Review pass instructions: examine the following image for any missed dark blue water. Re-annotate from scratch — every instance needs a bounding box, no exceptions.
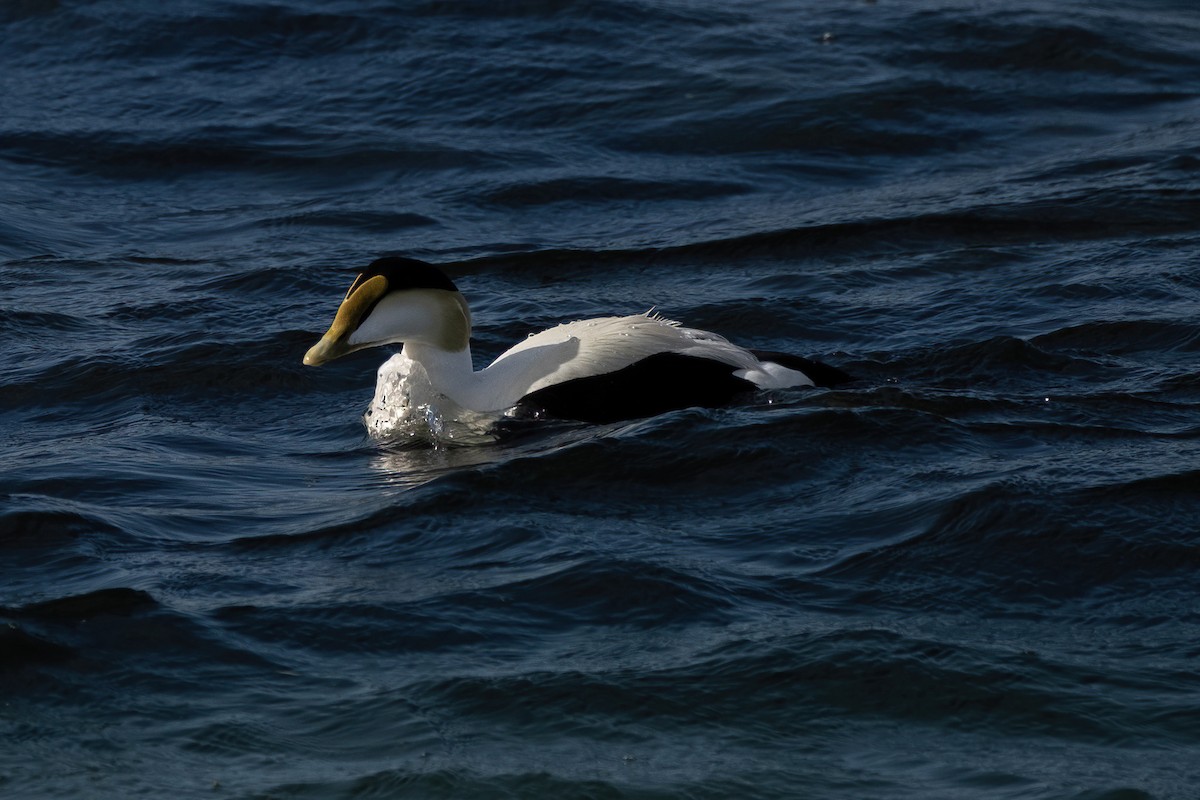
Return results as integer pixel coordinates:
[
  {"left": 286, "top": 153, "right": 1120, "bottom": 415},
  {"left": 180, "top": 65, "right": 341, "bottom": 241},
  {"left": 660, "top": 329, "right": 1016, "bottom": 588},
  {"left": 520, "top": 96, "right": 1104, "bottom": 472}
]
[{"left": 3, "top": 1, "right": 1200, "bottom": 797}]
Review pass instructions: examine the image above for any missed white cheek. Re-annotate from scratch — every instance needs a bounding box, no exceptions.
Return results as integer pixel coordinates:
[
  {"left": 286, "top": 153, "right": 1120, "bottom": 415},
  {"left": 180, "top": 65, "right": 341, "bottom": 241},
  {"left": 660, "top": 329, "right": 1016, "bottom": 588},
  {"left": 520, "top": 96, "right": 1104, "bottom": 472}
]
[
  {"left": 347, "top": 310, "right": 393, "bottom": 346},
  {"left": 347, "top": 292, "right": 438, "bottom": 347}
]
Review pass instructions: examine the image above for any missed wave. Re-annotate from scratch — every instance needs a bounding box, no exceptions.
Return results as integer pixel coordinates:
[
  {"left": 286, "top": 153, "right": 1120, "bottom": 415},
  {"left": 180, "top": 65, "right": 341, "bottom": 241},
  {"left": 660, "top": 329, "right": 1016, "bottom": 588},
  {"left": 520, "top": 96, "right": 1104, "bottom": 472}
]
[
  {"left": 12, "top": 586, "right": 156, "bottom": 620},
  {"left": 256, "top": 769, "right": 645, "bottom": 800},
  {"left": 0, "top": 331, "right": 321, "bottom": 410},
  {"left": 0, "top": 129, "right": 502, "bottom": 181},
  {"left": 1032, "top": 320, "right": 1200, "bottom": 355},
  {"left": 214, "top": 554, "right": 729, "bottom": 652},
  {"left": 0, "top": 587, "right": 156, "bottom": 673},
  {"left": 819, "top": 469, "right": 1200, "bottom": 612},
  {"left": 1, "top": 507, "right": 122, "bottom": 543},
  {"left": 893, "top": 11, "right": 1200, "bottom": 78},
  {"left": 444, "top": 195, "right": 1200, "bottom": 277},
  {"left": 479, "top": 176, "right": 751, "bottom": 208},
  {"left": 408, "top": 625, "right": 1187, "bottom": 746},
  {"left": 0, "top": 585, "right": 291, "bottom": 691}
]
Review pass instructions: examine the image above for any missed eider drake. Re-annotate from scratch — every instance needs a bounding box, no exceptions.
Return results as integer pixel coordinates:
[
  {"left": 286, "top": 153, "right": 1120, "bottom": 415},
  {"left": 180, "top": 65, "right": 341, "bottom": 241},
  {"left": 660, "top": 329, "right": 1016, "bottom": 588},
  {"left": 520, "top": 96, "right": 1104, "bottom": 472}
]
[{"left": 304, "top": 256, "right": 851, "bottom": 426}]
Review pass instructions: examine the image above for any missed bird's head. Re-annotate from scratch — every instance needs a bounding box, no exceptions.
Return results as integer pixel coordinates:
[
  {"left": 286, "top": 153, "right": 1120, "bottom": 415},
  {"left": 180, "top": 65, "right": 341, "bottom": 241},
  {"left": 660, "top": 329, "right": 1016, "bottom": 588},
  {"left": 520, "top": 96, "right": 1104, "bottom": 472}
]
[{"left": 303, "top": 257, "right": 471, "bottom": 366}]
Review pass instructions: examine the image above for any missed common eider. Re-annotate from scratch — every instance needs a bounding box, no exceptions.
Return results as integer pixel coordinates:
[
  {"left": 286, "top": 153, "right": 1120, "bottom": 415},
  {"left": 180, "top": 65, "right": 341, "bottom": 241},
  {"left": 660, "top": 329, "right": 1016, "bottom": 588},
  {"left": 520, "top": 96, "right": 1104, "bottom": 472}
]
[{"left": 303, "top": 256, "right": 851, "bottom": 425}]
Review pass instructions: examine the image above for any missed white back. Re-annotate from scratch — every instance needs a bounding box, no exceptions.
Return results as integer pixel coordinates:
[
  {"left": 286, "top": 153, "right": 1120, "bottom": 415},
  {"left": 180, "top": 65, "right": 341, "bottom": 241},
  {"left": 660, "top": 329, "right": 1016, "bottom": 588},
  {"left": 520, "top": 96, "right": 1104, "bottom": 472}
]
[{"left": 487, "top": 314, "right": 761, "bottom": 395}]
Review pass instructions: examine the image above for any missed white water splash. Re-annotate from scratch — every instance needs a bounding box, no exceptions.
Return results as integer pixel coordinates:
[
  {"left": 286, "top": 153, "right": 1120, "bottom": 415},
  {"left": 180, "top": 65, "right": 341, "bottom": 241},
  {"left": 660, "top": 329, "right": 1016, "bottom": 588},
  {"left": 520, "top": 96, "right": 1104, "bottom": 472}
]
[{"left": 363, "top": 351, "right": 498, "bottom": 446}]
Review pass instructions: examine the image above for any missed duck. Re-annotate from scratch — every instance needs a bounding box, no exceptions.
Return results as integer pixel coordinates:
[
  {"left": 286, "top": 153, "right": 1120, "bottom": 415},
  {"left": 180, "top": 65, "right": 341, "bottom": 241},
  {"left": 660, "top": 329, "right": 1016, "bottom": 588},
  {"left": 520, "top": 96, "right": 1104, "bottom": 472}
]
[{"left": 303, "top": 256, "right": 851, "bottom": 425}]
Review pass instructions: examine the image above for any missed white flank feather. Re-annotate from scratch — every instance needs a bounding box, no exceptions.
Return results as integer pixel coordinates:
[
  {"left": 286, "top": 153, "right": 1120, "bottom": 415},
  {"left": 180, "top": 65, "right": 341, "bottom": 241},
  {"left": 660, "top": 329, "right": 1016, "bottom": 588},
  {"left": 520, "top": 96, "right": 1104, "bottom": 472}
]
[{"left": 490, "top": 313, "right": 761, "bottom": 395}]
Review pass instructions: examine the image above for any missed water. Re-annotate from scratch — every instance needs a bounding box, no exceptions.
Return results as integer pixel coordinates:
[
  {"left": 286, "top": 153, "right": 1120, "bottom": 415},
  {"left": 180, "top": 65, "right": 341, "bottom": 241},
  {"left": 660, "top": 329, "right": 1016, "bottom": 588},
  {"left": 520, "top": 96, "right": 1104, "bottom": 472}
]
[{"left": 3, "top": 1, "right": 1200, "bottom": 798}]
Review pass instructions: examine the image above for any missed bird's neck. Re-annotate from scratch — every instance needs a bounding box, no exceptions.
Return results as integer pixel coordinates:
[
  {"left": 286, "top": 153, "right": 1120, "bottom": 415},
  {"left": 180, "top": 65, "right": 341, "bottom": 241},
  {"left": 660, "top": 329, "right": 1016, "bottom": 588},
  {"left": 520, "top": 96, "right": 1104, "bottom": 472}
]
[
  {"left": 404, "top": 335, "right": 582, "bottom": 413},
  {"left": 401, "top": 342, "right": 518, "bottom": 412}
]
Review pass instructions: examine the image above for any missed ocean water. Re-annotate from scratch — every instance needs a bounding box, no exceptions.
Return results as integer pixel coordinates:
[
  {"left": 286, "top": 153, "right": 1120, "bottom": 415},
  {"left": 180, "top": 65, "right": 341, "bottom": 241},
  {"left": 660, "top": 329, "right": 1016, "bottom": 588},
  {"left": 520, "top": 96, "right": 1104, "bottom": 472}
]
[{"left": 3, "top": 1, "right": 1200, "bottom": 798}]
